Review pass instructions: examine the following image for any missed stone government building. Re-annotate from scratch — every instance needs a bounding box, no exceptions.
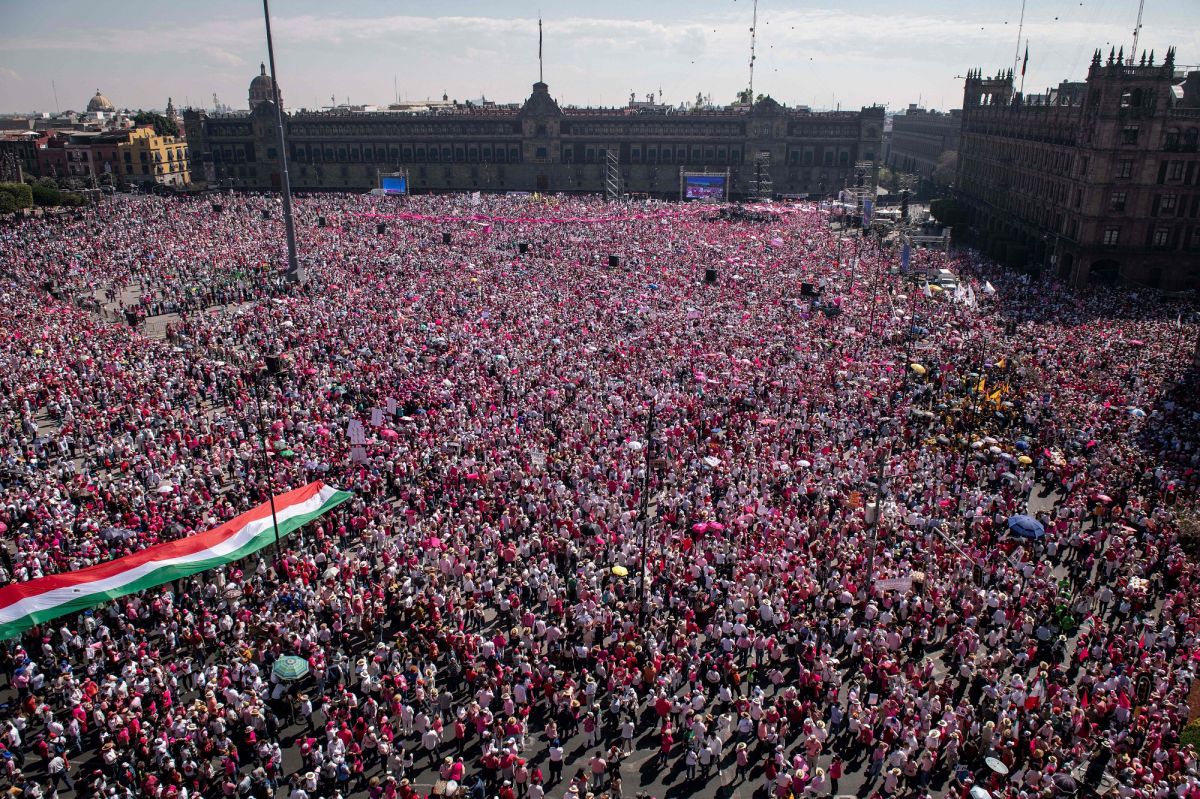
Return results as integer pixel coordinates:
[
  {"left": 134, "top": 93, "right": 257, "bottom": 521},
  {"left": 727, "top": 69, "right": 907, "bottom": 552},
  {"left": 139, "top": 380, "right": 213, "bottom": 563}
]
[
  {"left": 955, "top": 47, "right": 1200, "bottom": 290},
  {"left": 185, "top": 74, "right": 884, "bottom": 199}
]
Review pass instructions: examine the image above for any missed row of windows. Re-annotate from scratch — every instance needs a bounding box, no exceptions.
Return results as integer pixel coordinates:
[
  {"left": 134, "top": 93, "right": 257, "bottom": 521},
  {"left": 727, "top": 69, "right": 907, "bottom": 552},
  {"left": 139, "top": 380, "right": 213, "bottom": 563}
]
[
  {"left": 1108, "top": 191, "right": 1200, "bottom": 216},
  {"left": 565, "top": 122, "right": 745, "bottom": 137},
  {"left": 290, "top": 122, "right": 520, "bottom": 137},
  {"left": 119, "top": 163, "right": 186, "bottom": 176},
  {"left": 1101, "top": 225, "right": 1200, "bottom": 249},
  {"left": 292, "top": 143, "right": 523, "bottom": 164}
]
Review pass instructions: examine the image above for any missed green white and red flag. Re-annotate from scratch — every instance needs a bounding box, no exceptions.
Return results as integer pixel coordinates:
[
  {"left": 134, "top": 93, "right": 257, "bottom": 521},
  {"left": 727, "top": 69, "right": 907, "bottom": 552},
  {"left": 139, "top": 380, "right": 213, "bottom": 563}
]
[{"left": 0, "top": 481, "right": 350, "bottom": 640}]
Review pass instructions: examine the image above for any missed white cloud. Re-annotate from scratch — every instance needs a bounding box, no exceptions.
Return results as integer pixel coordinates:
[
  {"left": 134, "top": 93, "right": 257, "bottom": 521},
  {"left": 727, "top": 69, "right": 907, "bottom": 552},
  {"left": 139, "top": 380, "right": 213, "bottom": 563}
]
[
  {"left": 2, "top": 3, "right": 1198, "bottom": 112},
  {"left": 207, "top": 48, "right": 246, "bottom": 68}
]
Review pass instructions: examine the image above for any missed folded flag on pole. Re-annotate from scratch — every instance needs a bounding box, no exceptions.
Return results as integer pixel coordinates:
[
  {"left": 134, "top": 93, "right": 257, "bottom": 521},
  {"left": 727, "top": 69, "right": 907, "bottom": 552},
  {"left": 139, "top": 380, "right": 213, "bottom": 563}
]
[{"left": 0, "top": 481, "right": 351, "bottom": 640}]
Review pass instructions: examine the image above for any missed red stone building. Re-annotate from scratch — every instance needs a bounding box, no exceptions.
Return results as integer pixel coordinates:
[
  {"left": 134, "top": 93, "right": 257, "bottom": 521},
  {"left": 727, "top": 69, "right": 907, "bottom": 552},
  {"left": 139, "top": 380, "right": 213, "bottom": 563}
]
[{"left": 956, "top": 47, "right": 1200, "bottom": 289}]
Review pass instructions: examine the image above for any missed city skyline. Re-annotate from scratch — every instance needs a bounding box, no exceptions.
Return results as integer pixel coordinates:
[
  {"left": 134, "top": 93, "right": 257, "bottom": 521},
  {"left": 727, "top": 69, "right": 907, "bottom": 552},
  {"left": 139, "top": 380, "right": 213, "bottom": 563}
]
[{"left": 2, "top": 0, "right": 1199, "bottom": 116}]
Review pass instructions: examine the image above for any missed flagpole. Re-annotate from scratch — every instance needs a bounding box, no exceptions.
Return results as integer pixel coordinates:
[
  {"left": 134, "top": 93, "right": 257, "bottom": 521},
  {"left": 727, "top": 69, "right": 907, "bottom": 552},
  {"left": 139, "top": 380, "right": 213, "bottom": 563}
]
[
  {"left": 262, "top": 0, "right": 301, "bottom": 284},
  {"left": 1012, "top": 0, "right": 1027, "bottom": 79}
]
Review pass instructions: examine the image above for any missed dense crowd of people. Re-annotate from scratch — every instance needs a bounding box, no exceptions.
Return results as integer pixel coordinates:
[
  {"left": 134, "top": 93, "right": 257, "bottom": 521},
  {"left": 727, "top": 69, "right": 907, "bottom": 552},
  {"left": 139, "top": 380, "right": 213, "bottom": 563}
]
[{"left": 0, "top": 191, "right": 1198, "bottom": 799}]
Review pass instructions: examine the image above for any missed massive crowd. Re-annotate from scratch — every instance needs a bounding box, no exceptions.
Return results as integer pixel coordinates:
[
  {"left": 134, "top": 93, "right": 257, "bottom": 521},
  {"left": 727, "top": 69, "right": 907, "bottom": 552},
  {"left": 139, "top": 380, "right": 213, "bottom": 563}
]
[{"left": 0, "top": 192, "right": 1198, "bottom": 799}]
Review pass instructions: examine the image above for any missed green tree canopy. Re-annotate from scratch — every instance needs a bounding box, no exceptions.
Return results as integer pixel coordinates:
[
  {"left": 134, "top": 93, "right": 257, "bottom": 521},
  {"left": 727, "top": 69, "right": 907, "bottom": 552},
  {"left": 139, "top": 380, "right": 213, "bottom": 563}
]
[
  {"left": 931, "top": 150, "right": 958, "bottom": 188},
  {"left": 133, "top": 111, "right": 180, "bottom": 138},
  {"left": 0, "top": 182, "right": 33, "bottom": 210}
]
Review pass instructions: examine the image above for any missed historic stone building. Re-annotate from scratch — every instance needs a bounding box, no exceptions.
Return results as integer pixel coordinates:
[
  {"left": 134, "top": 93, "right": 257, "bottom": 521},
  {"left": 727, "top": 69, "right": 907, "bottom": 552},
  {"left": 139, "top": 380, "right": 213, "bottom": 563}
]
[
  {"left": 955, "top": 47, "right": 1200, "bottom": 289},
  {"left": 185, "top": 76, "right": 884, "bottom": 199},
  {"left": 888, "top": 105, "right": 961, "bottom": 181}
]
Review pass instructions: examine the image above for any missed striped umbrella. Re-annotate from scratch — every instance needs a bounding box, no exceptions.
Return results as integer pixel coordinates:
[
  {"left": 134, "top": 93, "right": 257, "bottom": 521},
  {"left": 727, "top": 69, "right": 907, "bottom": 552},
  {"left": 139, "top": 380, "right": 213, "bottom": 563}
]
[{"left": 272, "top": 655, "right": 309, "bottom": 682}]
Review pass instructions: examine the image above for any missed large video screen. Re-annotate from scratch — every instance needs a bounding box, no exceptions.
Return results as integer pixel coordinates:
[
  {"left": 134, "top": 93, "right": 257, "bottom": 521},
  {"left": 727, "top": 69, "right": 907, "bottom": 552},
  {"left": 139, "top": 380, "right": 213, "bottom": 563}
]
[
  {"left": 381, "top": 176, "right": 407, "bottom": 195},
  {"left": 684, "top": 174, "right": 726, "bottom": 200}
]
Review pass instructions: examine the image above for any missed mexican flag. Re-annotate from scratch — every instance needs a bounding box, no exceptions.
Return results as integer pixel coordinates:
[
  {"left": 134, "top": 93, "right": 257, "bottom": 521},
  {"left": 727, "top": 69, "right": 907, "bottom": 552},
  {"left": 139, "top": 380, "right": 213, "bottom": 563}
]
[{"left": 0, "top": 481, "right": 350, "bottom": 640}]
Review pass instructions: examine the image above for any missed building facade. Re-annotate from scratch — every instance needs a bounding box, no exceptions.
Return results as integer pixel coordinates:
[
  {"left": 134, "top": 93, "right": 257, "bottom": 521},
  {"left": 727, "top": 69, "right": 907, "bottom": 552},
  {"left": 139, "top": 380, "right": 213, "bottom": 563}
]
[
  {"left": 888, "top": 106, "right": 961, "bottom": 180},
  {"left": 28, "top": 128, "right": 189, "bottom": 187},
  {"left": 118, "top": 127, "right": 190, "bottom": 186},
  {"left": 185, "top": 79, "right": 884, "bottom": 199},
  {"left": 956, "top": 48, "right": 1200, "bottom": 289},
  {"left": 0, "top": 132, "right": 45, "bottom": 181}
]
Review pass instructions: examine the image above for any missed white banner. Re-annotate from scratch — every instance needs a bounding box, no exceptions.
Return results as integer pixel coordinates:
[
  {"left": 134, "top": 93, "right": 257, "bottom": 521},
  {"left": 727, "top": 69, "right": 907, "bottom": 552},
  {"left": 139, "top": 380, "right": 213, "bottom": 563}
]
[{"left": 874, "top": 576, "right": 913, "bottom": 593}]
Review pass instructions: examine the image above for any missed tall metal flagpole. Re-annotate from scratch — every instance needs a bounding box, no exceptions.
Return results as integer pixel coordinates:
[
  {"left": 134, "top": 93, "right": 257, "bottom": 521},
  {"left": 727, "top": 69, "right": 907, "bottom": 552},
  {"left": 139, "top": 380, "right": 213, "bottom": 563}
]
[
  {"left": 1131, "top": 0, "right": 1146, "bottom": 62},
  {"left": 1011, "top": 0, "right": 1027, "bottom": 79},
  {"left": 262, "top": 0, "right": 301, "bottom": 283},
  {"left": 748, "top": 0, "right": 758, "bottom": 99}
]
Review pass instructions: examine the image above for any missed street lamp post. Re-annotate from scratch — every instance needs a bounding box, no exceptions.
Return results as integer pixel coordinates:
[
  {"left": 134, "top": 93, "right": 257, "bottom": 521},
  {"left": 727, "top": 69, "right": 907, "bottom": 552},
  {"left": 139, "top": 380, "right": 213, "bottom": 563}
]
[
  {"left": 862, "top": 444, "right": 888, "bottom": 599},
  {"left": 247, "top": 362, "right": 285, "bottom": 563},
  {"left": 637, "top": 404, "right": 656, "bottom": 625}
]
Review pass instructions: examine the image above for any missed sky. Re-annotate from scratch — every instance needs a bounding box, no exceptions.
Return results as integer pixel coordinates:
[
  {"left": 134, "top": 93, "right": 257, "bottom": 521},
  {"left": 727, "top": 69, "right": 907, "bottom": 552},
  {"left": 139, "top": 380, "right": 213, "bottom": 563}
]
[{"left": 1, "top": 0, "right": 1198, "bottom": 115}]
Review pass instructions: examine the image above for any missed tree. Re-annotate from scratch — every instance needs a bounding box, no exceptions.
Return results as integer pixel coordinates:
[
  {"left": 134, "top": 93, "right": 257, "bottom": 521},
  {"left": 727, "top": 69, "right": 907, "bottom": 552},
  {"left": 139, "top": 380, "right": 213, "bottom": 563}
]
[
  {"left": 931, "top": 150, "right": 958, "bottom": 189},
  {"left": 0, "top": 192, "right": 18, "bottom": 215},
  {"left": 133, "top": 111, "right": 180, "bottom": 138},
  {"left": 929, "top": 197, "right": 968, "bottom": 228},
  {"left": 736, "top": 88, "right": 753, "bottom": 104},
  {"left": 0, "top": 181, "right": 33, "bottom": 210},
  {"left": 30, "top": 182, "right": 61, "bottom": 207}
]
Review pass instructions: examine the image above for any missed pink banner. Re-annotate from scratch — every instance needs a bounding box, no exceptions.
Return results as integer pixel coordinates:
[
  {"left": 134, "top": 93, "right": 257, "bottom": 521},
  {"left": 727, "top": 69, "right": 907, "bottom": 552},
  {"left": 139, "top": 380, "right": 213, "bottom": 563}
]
[{"left": 348, "top": 205, "right": 762, "bottom": 226}]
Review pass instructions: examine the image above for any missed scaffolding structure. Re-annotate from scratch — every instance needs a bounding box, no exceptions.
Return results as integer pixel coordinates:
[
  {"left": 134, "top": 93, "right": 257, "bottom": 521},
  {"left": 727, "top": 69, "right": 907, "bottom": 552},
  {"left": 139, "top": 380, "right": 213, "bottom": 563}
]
[
  {"left": 605, "top": 149, "right": 621, "bottom": 202},
  {"left": 752, "top": 150, "right": 773, "bottom": 199},
  {"left": 844, "top": 159, "right": 877, "bottom": 224}
]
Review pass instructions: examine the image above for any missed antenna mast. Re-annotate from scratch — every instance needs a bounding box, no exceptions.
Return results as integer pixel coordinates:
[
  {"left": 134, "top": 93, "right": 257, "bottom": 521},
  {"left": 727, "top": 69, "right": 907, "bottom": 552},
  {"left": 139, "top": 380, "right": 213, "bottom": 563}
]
[
  {"left": 748, "top": 0, "right": 758, "bottom": 99},
  {"left": 1012, "top": 0, "right": 1027, "bottom": 79},
  {"left": 538, "top": 16, "right": 544, "bottom": 83},
  {"left": 1131, "top": 0, "right": 1146, "bottom": 62}
]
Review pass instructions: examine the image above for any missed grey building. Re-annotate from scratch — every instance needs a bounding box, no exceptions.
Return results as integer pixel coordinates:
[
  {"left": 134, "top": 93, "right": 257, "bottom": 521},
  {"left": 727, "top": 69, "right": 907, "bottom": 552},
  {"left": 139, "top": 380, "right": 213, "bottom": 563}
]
[
  {"left": 185, "top": 73, "right": 884, "bottom": 200},
  {"left": 888, "top": 106, "right": 961, "bottom": 181},
  {"left": 955, "top": 47, "right": 1200, "bottom": 289}
]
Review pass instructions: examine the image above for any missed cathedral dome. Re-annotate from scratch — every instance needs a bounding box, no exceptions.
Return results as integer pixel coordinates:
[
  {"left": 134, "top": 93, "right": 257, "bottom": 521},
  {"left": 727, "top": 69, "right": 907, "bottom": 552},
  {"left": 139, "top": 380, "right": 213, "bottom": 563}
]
[{"left": 87, "top": 90, "right": 115, "bottom": 113}]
